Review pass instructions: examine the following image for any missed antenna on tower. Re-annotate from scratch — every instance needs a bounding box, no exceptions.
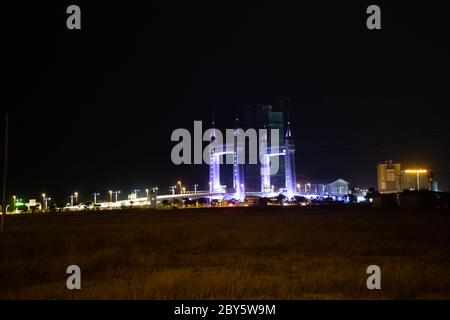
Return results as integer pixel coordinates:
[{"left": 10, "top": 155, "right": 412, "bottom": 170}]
[
  {"left": 234, "top": 105, "right": 240, "bottom": 129},
  {"left": 210, "top": 107, "right": 216, "bottom": 141},
  {"left": 280, "top": 97, "right": 293, "bottom": 138}
]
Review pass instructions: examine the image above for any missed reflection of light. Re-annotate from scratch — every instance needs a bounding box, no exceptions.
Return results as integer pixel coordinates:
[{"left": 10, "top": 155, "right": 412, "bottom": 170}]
[{"left": 404, "top": 169, "right": 428, "bottom": 173}]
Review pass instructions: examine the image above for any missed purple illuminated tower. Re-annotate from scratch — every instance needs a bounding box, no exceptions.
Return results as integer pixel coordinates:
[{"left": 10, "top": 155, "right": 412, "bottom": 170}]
[
  {"left": 260, "top": 125, "right": 271, "bottom": 193},
  {"left": 284, "top": 110, "right": 296, "bottom": 199},
  {"left": 209, "top": 111, "right": 221, "bottom": 193},
  {"left": 233, "top": 115, "right": 245, "bottom": 200}
]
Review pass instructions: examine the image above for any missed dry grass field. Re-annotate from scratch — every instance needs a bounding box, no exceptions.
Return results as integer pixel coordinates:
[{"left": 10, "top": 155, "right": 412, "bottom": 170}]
[{"left": 1, "top": 206, "right": 450, "bottom": 299}]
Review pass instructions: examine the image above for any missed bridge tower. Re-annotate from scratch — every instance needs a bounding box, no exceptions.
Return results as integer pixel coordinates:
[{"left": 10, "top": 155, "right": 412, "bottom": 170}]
[
  {"left": 260, "top": 125, "right": 271, "bottom": 194},
  {"left": 284, "top": 108, "right": 296, "bottom": 199},
  {"left": 233, "top": 114, "right": 245, "bottom": 200},
  {"left": 209, "top": 111, "right": 221, "bottom": 193}
]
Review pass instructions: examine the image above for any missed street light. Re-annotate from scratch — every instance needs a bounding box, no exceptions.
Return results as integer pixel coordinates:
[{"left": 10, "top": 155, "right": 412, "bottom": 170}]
[
  {"left": 170, "top": 185, "right": 176, "bottom": 195},
  {"left": 177, "top": 181, "right": 182, "bottom": 194},
  {"left": 109, "top": 190, "right": 113, "bottom": 203},
  {"left": 12, "top": 195, "right": 16, "bottom": 209},
  {"left": 113, "top": 190, "right": 121, "bottom": 202},
  {"left": 74, "top": 192, "right": 78, "bottom": 205},
  {"left": 93, "top": 192, "right": 100, "bottom": 205},
  {"left": 133, "top": 189, "right": 140, "bottom": 199},
  {"left": 297, "top": 183, "right": 300, "bottom": 193},
  {"left": 42, "top": 193, "right": 47, "bottom": 211},
  {"left": 182, "top": 187, "right": 186, "bottom": 194},
  {"left": 194, "top": 184, "right": 198, "bottom": 194},
  {"left": 152, "top": 187, "right": 158, "bottom": 207},
  {"left": 145, "top": 188, "right": 149, "bottom": 204}
]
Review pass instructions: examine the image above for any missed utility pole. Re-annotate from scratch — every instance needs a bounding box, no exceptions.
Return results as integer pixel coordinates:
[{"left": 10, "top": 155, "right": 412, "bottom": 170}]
[
  {"left": 1, "top": 114, "right": 9, "bottom": 232},
  {"left": 152, "top": 187, "right": 158, "bottom": 209}
]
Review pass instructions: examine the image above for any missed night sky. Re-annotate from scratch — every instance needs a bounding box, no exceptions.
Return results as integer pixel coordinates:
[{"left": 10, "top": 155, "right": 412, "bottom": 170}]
[{"left": 3, "top": 1, "right": 450, "bottom": 204}]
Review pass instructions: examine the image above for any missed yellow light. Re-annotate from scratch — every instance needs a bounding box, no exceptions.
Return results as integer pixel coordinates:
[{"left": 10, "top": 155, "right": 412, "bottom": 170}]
[{"left": 404, "top": 169, "right": 428, "bottom": 173}]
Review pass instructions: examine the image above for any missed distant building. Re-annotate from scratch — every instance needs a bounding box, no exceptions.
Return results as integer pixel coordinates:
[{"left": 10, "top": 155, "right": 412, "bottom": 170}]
[
  {"left": 401, "top": 169, "right": 434, "bottom": 191},
  {"left": 306, "top": 179, "right": 349, "bottom": 196},
  {"left": 377, "top": 161, "right": 402, "bottom": 194},
  {"left": 377, "top": 161, "right": 438, "bottom": 193},
  {"left": 327, "top": 179, "right": 349, "bottom": 196}
]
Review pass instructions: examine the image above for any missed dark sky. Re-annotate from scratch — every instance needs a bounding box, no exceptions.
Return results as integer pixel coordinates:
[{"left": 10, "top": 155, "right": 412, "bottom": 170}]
[{"left": 3, "top": 1, "right": 450, "bottom": 204}]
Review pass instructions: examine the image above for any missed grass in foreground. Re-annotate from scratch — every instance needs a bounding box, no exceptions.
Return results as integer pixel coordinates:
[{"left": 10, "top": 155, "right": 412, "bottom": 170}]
[{"left": 1, "top": 206, "right": 450, "bottom": 299}]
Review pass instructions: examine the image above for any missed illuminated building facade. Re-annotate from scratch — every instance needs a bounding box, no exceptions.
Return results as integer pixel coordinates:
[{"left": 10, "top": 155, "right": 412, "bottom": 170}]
[
  {"left": 305, "top": 179, "right": 349, "bottom": 196},
  {"left": 377, "top": 160, "right": 402, "bottom": 194},
  {"left": 377, "top": 161, "right": 438, "bottom": 193},
  {"left": 401, "top": 169, "right": 434, "bottom": 191}
]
